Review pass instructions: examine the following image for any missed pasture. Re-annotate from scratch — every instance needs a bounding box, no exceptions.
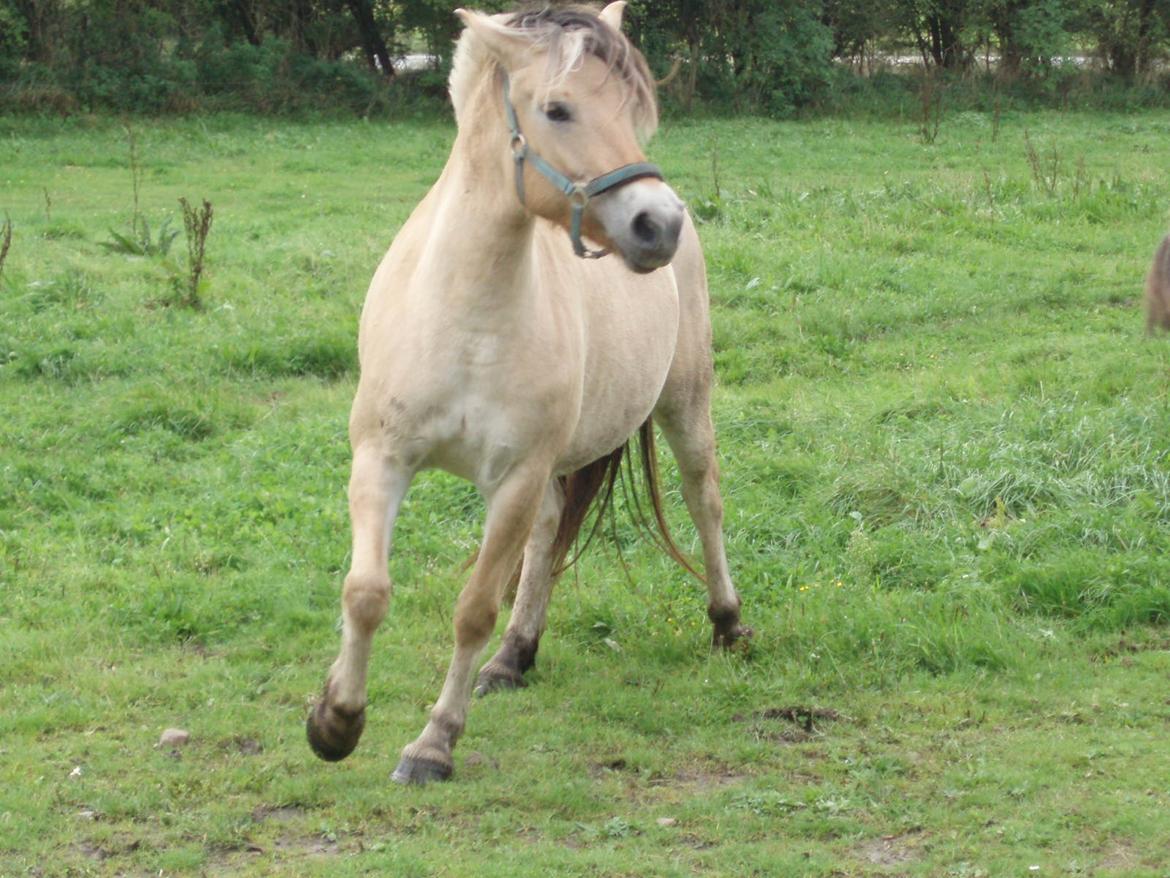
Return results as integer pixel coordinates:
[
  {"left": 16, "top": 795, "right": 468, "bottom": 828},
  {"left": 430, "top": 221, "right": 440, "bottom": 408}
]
[{"left": 2, "top": 108, "right": 1170, "bottom": 876}]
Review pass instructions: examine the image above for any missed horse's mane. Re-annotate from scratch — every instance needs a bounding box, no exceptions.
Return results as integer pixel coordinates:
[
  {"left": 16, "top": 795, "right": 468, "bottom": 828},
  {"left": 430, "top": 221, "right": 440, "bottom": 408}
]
[{"left": 449, "top": 4, "right": 658, "bottom": 141}]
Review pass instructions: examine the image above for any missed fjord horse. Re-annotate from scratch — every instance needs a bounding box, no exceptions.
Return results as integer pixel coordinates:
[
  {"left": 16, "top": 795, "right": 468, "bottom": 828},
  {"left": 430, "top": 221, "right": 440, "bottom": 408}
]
[{"left": 307, "top": 2, "right": 749, "bottom": 784}]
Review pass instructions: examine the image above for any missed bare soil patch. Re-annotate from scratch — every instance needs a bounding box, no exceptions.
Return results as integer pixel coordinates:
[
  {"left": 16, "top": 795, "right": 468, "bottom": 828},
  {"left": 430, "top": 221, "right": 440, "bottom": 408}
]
[
  {"left": 251, "top": 804, "right": 307, "bottom": 823},
  {"left": 853, "top": 829, "right": 927, "bottom": 868}
]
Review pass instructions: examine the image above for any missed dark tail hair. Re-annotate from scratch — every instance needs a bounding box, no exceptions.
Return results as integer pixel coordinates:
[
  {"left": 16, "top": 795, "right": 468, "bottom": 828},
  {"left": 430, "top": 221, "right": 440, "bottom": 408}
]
[{"left": 549, "top": 417, "right": 703, "bottom": 582}]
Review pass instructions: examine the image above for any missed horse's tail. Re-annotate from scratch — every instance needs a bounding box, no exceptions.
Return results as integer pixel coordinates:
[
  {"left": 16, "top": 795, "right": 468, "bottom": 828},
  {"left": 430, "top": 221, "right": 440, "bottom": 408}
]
[{"left": 549, "top": 417, "right": 703, "bottom": 582}]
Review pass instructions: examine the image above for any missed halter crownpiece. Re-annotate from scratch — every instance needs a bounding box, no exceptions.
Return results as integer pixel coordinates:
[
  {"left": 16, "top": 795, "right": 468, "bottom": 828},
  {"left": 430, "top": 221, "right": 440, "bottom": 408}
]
[{"left": 501, "top": 74, "right": 663, "bottom": 259}]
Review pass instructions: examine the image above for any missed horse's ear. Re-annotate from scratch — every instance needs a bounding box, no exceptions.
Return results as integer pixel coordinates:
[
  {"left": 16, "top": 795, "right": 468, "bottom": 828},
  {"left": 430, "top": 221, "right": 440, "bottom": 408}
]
[
  {"left": 455, "top": 8, "right": 530, "bottom": 70},
  {"left": 598, "top": 1, "right": 627, "bottom": 31}
]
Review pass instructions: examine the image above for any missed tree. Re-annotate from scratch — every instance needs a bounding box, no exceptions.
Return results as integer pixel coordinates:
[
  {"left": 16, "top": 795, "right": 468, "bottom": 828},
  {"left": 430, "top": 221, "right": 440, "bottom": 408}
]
[
  {"left": 346, "top": 0, "right": 393, "bottom": 77},
  {"left": 1085, "top": 0, "right": 1169, "bottom": 76}
]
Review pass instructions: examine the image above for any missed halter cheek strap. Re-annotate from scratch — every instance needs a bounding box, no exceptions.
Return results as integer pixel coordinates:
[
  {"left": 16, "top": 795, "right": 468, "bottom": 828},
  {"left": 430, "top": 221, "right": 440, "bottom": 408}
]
[{"left": 502, "top": 74, "right": 663, "bottom": 259}]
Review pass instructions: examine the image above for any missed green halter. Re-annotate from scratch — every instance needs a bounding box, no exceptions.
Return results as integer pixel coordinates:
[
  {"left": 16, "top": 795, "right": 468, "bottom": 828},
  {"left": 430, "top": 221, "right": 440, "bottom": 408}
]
[{"left": 501, "top": 74, "right": 663, "bottom": 259}]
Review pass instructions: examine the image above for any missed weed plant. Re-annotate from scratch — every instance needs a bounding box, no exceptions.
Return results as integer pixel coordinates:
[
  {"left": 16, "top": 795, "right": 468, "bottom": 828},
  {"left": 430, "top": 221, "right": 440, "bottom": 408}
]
[{"left": 175, "top": 197, "right": 214, "bottom": 308}]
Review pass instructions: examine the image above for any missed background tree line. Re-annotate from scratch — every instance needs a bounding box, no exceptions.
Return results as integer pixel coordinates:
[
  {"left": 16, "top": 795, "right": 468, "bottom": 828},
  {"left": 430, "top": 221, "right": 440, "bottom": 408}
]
[{"left": 1, "top": 0, "right": 1168, "bottom": 115}]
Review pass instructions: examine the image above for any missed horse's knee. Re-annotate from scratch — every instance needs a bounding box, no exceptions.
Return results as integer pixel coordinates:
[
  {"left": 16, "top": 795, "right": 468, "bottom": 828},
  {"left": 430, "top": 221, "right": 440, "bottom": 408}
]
[
  {"left": 343, "top": 573, "right": 390, "bottom": 634},
  {"left": 679, "top": 459, "right": 723, "bottom": 519},
  {"left": 454, "top": 595, "right": 498, "bottom": 647},
  {"left": 698, "top": 479, "right": 724, "bottom": 520}
]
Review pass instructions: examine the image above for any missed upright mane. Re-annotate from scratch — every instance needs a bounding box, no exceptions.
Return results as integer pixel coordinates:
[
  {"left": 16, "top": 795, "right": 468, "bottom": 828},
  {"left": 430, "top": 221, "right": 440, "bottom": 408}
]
[{"left": 448, "top": 4, "right": 658, "bottom": 141}]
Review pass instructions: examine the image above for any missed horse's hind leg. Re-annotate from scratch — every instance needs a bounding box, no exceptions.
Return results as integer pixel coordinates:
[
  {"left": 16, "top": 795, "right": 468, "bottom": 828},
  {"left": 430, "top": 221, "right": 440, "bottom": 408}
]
[
  {"left": 475, "top": 478, "right": 564, "bottom": 695},
  {"left": 654, "top": 402, "right": 750, "bottom": 649},
  {"left": 307, "top": 443, "right": 412, "bottom": 761},
  {"left": 393, "top": 462, "right": 550, "bottom": 784}
]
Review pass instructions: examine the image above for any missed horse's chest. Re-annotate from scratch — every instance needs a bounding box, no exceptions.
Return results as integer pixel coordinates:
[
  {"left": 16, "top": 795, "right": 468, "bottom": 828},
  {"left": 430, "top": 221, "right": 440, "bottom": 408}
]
[
  {"left": 380, "top": 328, "right": 573, "bottom": 481},
  {"left": 366, "top": 281, "right": 678, "bottom": 484}
]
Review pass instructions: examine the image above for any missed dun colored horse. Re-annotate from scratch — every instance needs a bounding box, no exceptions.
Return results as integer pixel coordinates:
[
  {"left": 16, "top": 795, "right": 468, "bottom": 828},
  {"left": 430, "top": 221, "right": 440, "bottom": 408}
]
[{"left": 306, "top": 2, "right": 750, "bottom": 784}]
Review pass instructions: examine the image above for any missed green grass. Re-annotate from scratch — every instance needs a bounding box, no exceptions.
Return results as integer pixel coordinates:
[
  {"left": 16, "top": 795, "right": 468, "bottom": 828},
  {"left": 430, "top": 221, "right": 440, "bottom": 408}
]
[{"left": 2, "top": 108, "right": 1170, "bottom": 876}]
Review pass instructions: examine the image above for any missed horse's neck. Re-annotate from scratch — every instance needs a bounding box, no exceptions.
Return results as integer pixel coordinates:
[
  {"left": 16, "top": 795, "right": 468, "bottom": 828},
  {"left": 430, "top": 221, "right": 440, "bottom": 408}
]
[{"left": 415, "top": 98, "right": 538, "bottom": 321}]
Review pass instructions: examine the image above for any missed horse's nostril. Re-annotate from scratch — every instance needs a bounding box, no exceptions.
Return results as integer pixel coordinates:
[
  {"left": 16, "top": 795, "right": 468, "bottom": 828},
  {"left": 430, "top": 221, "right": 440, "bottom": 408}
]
[{"left": 631, "top": 211, "right": 660, "bottom": 246}]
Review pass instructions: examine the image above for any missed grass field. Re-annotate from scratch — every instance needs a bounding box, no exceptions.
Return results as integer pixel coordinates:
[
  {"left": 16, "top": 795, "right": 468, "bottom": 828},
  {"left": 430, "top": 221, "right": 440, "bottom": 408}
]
[{"left": 2, "top": 106, "right": 1170, "bottom": 876}]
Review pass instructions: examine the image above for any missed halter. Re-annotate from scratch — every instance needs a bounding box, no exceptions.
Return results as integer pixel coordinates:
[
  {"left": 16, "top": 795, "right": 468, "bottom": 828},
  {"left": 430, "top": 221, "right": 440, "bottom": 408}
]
[{"left": 502, "top": 74, "right": 663, "bottom": 259}]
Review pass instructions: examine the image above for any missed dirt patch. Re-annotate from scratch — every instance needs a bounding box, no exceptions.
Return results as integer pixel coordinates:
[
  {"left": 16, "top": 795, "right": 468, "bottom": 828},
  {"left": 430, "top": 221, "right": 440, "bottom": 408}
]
[
  {"left": 76, "top": 842, "right": 110, "bottom": 861},
  {"left": 205, "top": 840, "right": 266, "bottom": 868},
  {"left": 1096, "top": 635, "right": 1170, "bottom": 660},
  {"left": 761, "top": 706, "right": 841, "bottom": 728},
  {"left": 735, "top": 705, "right": 843, "bottom": 743},
  {"left": 654, "top": 766, "right": 749, "bottom": 789},
  {"left": 588, "top": 757, "right": 631, "bottom": 779},
  {"left": 1098, "top": 839, "right": 1140, "bottom": 872},
  {"left": 463, "top": 750, "right": 498, "bottom": 771},
  {"left": 592, "top": 756, "right": 748, "bottom": 792},
  {"left": 274, "top": 833, "right": 340, "bottom": 857},
  {"left": 224, "top": 735, "right": 264, "bottom": 755},
  {"left": 252, "top": 804, "right": 307, "bottom": 823},
  {"left": 75, "top": 837, "right": 141, "bottom": 862},
  {"left": 854, "top": 830, "right": 926, "bottom": 867}
]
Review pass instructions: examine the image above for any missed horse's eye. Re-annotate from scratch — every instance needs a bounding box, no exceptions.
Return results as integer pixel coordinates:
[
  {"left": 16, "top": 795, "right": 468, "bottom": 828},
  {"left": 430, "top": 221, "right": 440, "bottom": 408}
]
[{"left": 544, "top": 103, "right": 572, "bottom": 123}]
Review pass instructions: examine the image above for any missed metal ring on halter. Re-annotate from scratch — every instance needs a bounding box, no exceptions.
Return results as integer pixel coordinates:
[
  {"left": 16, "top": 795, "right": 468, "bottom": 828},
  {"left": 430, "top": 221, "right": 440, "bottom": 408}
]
[
  {"left": 510, "top": 133, "right": 527, "bottom": 159},
  {"left": 567, "top": 184, "right": 590, "bottom": 209}
]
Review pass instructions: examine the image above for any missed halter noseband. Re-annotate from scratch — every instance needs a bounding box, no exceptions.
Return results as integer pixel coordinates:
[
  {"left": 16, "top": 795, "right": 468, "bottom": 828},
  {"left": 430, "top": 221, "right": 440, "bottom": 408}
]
[{"left": 502, "top": 74, "right": 663, "bottom": 259}]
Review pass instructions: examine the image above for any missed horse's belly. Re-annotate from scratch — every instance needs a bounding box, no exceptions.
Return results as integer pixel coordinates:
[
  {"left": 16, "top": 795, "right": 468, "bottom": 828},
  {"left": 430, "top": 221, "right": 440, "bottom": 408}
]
[{"left": 556, "top": 279, "right": 680, "bottom": 473}]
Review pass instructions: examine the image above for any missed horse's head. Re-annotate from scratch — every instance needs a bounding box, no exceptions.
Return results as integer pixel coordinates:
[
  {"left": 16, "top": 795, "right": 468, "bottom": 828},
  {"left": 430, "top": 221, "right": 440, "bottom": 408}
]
[{"left": 455, "top": 3, "right": 685, "bottom": 274}]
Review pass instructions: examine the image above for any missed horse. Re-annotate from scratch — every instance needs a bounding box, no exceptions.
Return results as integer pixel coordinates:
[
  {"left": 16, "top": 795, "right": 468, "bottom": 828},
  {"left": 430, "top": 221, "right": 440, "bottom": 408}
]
[
  {"left": 1147, "top": 234, "right": 1170, "bottom": 334},
  {"left": 306, "top": 1, "right": 750, "bottom": 785}
]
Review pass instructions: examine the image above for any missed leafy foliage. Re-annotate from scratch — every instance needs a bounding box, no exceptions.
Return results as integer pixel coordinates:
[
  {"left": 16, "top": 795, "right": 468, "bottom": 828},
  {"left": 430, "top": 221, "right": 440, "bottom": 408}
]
[
  {"left": 2, "top": 110, "right": 1170, "bottom": 875},
  {"left": 2, "top": 0, "right": 1170, "bottom": 115},
  {"left": 99, "top": 216, "right": 179, "bottom": 257}
]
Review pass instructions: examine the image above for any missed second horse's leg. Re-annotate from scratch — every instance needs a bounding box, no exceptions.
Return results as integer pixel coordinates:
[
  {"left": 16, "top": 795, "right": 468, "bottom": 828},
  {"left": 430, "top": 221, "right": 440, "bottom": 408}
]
[
  {"left": 475, "top": 478, "right": 564, "bottom": 694},
  {"left": 393, "top": 463, "right": 550, "bottom": 783},
  {"left": 655, "top": 407, "right": 750, "bottom": 649}
]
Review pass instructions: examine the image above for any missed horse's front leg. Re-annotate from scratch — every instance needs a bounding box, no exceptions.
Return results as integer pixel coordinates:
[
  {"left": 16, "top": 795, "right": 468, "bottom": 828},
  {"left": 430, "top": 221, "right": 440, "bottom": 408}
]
[
  {"left": 307, "top": 443, "right": 412, "bottom": 761},
  {"left": 392, "top": 462, "right": 551, "bottom": 784}
]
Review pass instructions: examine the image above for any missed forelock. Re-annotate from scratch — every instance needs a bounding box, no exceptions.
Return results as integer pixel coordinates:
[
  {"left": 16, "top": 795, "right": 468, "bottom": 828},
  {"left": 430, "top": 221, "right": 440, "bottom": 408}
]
[{"left": 449, "top": 4, "right": 658, "bottom": 141}]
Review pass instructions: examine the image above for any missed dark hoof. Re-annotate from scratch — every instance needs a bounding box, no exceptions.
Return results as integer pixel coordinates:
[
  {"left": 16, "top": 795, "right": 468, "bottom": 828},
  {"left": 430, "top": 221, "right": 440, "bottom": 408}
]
[
  {"left": 391, "top": 755, "right": 452, "bottom": 785},
  {"left": 306, "top": 700, "right": 365, "bottom": 762},
  {"left": 473, "top": 662, "right": 527, "bottom": 697},
  {"left": 713, "top": 623, "right": 753, "bottom": 651}
]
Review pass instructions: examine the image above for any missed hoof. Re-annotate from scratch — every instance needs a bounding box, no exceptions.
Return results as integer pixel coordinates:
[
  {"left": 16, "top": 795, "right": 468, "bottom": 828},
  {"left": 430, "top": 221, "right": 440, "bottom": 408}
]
[
  {"left": 713, "top": 623, "right": 753, "bottom": 651},
  {"left": 306, "top": 699, "right": 365, "bottom": 762},
  {"left": 391, "top": 755, "right": 453, "bottom": 785},
  {"left": 473, "top": 662, "right": 527, "bottom": 697}
]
